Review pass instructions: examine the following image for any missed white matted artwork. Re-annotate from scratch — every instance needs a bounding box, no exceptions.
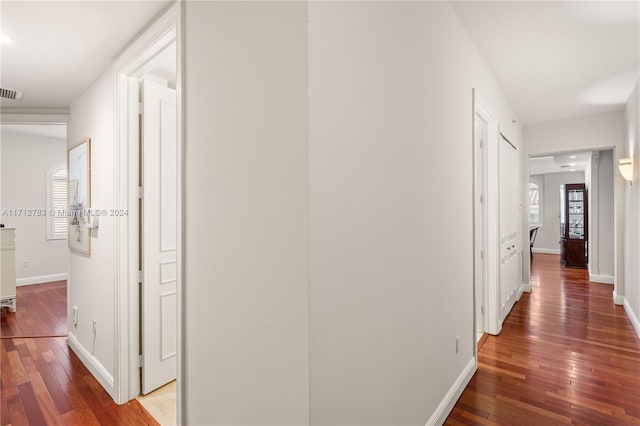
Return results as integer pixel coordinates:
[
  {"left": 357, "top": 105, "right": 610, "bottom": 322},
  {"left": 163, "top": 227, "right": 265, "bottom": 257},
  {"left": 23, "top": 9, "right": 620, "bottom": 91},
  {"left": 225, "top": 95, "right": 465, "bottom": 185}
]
[{"left": 68, "top": 138, "right": 91, "bottom": 254}]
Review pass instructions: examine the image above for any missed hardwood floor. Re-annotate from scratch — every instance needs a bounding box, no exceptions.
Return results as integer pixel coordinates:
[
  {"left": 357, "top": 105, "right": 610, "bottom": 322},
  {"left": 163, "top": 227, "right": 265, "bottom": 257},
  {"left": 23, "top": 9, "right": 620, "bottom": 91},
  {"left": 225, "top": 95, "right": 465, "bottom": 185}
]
[
  {"left": 446, "top": 254, "right": 640, "bottom": 425},
  {"left": 1, "top": 281, "right": 67, "bottom": 338},
  {"left": 1, "top": 281, "right": 159, "bottom": 425},
  {"left": 1, "top": 337, "right": 158, "bottom": 425}
]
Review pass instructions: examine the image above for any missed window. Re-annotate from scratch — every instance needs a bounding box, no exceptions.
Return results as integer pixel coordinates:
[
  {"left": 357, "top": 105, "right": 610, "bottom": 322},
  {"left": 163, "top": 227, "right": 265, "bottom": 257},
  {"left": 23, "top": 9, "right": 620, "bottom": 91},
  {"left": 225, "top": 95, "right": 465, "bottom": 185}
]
[
  {"left": 46, "top": 164, "right": 68, "bottom": 240},
  {"left": 529, "top": 180, "right": 542, "bottom": 226}
]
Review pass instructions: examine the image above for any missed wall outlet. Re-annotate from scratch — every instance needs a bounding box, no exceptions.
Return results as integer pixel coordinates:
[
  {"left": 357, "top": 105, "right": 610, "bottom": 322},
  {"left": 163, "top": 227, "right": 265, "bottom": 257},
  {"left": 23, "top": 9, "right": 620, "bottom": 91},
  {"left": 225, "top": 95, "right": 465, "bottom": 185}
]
[
  {"left": 72, "top": 306, "right": 78, "bottom": 327},
  {"left": 456, "top": 336, "right": 461, "bottom": 354},
  {"left": 22, "top": 260, "right": 29, "bottom": 268}
]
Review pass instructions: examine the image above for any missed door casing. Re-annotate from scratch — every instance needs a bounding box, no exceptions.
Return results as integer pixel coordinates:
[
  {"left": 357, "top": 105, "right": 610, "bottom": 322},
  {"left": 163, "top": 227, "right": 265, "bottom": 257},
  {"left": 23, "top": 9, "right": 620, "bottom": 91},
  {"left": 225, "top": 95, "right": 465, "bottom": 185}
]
[{"left": 113, "top": 5, "right": 183, "bottom": 424}]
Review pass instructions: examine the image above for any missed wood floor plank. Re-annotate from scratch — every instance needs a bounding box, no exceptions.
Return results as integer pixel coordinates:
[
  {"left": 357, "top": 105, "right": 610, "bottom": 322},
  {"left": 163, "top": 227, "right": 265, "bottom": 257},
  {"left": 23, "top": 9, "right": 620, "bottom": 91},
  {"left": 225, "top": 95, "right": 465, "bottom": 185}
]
[
  {"left": 446, "top": 254, "right": 640, "bottom": 425},
  {"left": 17, "top": 382, "right": 48, "bottom": 426}
]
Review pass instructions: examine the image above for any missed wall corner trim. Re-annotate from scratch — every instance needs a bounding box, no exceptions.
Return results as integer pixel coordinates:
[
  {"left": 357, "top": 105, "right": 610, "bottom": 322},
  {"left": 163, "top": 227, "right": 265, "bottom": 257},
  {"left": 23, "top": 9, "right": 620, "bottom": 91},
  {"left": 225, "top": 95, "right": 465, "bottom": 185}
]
[
  {"left": 426, "top": 358, "right": 476, "bottom": 426},
  {"left": 612, "top": 290, "right": 624, "bottom": 305},
  {"left": 16, "top": 273, "right": 67, "bottom": 287},
  {"left": 588, "top": 274, "right": 614, "bottom": 285},
  {"left": 68, "top": 332, "right": 115, "bottom": 399},
  {"left": 622, "top": 297, "right": 640, "bottom": 338},
  {"left": 521, "top": 282, "right": 532, "bottom": 293}
]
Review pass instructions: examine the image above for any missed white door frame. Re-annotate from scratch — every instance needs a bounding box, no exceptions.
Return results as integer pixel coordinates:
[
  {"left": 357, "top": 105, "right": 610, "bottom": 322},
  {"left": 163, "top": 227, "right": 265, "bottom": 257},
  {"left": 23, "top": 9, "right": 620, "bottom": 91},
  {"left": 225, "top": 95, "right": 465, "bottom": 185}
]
[
  {"left": 113, "top": 4, "right": 183, "bottom": 424},
  {"left": 473, "top": 91, "right": 501, "bottom": 339}
]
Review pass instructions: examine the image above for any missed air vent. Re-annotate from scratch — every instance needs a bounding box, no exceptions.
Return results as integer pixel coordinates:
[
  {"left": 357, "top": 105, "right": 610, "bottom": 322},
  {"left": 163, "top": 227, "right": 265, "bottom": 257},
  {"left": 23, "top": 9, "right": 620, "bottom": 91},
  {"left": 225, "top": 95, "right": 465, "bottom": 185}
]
[
  {"left": 560, "top": 165, "right": 569, "bottom": 168},
  {"left": 0, "top": 87, "right": 23, "bottom": 101}
]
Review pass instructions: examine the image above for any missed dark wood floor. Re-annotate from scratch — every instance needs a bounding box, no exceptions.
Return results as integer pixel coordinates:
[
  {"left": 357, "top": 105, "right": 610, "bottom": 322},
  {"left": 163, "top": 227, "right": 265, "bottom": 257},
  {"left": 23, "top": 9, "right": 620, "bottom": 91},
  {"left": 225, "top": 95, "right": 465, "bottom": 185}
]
[
  {"left": 1, "top": 281, "right": 67, "bottom": 338},
  {"left": 0, "top": 281, "right": 159, "bottom": 425},
  {"left": 446, "top": 254, "right": 640, "bottom": 425}
]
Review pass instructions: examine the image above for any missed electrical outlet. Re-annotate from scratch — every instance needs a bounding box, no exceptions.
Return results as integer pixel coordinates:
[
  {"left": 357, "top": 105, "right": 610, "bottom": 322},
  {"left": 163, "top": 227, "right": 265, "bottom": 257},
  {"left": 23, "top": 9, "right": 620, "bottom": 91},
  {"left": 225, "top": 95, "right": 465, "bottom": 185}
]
[
  {"left": 72, "top": 306, "right": 78, "bottom": 327},
  {"left": 456, "top": 336, "right": 461, "bottom": 354},
  {"left": 22, "top": 260, "right": 29, "bottom": 268}
]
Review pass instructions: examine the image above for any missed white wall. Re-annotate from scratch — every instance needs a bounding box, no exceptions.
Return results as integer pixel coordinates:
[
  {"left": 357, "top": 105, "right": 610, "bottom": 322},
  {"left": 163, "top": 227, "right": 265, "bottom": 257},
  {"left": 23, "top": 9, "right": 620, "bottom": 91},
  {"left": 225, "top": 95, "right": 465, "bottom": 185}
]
[
  {"left": 66, "top": 67, "right": 116, "bottom": 394},
  {"left": 184, "top": 3, "right": 310, "bottom": 425},
  {"left": 184, "top": 1, "right": 522, "bottom": 424},
  {"left": 623, "top": 81, "right": 639, "bottom": 335},
  {"left": 597, "top": 150, "right": 615, "bottom": 278},
  {"left": 530, "top": 171, "right": 585, "bottom": 253},
  {"left": 309, "top": 3, "right": 520, "bottom": 424},
  {"left": 524, "top": 111, "right": 626, "bottom": 297},
  {"left": 0, "top": 129, "right": 68, "bottom": 284}
]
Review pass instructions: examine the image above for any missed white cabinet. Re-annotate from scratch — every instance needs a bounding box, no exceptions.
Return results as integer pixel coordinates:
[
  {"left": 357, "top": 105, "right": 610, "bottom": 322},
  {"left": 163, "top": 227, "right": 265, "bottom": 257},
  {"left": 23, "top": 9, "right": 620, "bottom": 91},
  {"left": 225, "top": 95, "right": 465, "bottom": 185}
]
[{"left": 0, "top": 228, "right": 17, "bottom": 312}]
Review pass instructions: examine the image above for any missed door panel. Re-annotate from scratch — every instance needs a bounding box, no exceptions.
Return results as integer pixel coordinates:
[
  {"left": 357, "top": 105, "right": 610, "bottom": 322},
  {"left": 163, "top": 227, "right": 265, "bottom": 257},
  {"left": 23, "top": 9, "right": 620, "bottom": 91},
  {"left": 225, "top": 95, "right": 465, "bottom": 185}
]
[
  {"left": 499, "top": 135, "right": 520, "bottom": 320},
  {"left": 142, "top": 78, "right": 177, "bottom": 394}
]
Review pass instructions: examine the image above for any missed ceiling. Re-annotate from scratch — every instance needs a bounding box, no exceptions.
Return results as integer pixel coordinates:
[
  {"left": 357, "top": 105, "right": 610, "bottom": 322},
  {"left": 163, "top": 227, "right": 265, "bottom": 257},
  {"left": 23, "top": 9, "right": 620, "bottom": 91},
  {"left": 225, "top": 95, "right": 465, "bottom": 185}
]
[
  {"left": 0, "top": 1, "right": 172, "bottom": 109},
  {"left": 1, "top": 123, "right": 66, "bottom": 140},
  {"left": 529, "top": 151, "right": 592, "bottom": 176},
  {"left": 451, "top": 1, "right": 640, "bottom": 125},
  {"left": 1, "top": 1, "right": 637, "bottom": 124}
]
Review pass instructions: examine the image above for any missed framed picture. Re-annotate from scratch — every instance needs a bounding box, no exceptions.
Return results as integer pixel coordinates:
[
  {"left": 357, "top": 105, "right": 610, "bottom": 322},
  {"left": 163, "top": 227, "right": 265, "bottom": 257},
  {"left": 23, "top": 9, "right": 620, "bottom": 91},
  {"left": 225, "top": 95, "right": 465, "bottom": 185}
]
[{"left": 68, "top": 138, "right": 91, "bottom": 254}]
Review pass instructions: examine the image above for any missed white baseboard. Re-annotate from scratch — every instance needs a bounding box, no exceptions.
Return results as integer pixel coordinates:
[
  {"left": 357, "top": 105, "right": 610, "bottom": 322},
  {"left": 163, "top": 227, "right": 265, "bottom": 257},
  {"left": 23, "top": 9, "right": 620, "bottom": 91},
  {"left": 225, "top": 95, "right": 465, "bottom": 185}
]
[
  {"left": 531, "top": 248, "right": 560, "bottom": 255},
  {"left": 622, "top": 298, "right": 640, "bottom": 338},
  {"left": 521, "top": 282, "right": 531, "bottom": 293},
  {"left": 426, "top": 358, "right": 476, "bottom": 426},
  {"left": 16, "top": 273, "right": 67, "bottom": 286},
  {"left": 589, "top": 274, "right": 614, "bottom": 284},
  {"left": 68, "top": 332, "right": 115, "bottom": 399},
  {"left": 613, "top": 290, "right": 624, "bottom": 305}
]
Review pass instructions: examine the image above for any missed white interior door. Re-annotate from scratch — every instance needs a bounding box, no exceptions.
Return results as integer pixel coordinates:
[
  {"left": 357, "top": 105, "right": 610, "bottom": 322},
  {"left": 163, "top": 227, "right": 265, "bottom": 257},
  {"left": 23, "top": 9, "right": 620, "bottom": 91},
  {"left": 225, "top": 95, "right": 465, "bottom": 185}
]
[
  {"left": 141, "top": 78, "right": 177, "bottom": 394},
  {"left": 499, "top": 135, "right": 519, "bottom": 320}
]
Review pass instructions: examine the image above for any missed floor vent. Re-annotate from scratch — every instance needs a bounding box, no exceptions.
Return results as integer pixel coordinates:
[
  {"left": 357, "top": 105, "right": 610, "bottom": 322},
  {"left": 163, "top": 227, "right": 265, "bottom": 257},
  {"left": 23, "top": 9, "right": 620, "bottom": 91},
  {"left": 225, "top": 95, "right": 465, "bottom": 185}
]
[{"left": 0, "top": 87, "right": 23, "bottom": 101}]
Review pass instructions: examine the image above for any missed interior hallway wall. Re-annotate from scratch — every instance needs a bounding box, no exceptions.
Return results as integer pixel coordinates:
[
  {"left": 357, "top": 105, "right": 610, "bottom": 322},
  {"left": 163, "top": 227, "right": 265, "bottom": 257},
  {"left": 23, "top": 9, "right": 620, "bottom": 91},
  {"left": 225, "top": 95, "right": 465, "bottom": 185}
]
[
  {"left": 623, "top": 81, "right": 639, "bottom": 335},
  {"left": 66, "top": 67, "right": 116, "bottom": 395},
  {"left": 184, "top": 1, "right": 522, "bottom": 424},
  {"left": 596, "top": 149, "right": 615, "bottom": 279},
  {"left": 183, "top": 3, "right": 310, "bottom": 424}
]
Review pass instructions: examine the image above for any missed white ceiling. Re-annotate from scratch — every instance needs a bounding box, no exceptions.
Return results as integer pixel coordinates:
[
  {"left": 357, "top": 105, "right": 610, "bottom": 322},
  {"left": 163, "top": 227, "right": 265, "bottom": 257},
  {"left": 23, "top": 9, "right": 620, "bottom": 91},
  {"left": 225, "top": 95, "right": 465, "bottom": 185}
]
[
  {"left": 451, "top": 1, "right": 640, "bottom": 125},
  {"left": 0, "top": 1, "right": 172, "bottom": 109},
  {"left": 2, "top": 1, "right": 637, "bottom": 124},
  {"left": 1, "top": 123, "right": 66, "bottom": 140},
  {"left": 529, "top": 151, "right": 591, "bottom": 175}
]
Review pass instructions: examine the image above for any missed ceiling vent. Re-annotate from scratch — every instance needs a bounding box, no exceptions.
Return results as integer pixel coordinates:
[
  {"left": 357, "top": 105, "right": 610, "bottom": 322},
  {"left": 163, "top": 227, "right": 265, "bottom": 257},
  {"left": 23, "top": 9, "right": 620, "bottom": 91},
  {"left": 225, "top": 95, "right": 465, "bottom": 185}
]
[{"left": 0, "top": 87, "right": 23, "bottom": 101}]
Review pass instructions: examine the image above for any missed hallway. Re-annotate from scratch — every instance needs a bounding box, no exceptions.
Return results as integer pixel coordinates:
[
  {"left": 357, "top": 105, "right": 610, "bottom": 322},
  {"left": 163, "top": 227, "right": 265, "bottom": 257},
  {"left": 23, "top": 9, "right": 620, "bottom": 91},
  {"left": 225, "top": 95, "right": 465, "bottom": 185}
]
[{"left": 446, "top": 254, "right": 640, "bottom": 425}]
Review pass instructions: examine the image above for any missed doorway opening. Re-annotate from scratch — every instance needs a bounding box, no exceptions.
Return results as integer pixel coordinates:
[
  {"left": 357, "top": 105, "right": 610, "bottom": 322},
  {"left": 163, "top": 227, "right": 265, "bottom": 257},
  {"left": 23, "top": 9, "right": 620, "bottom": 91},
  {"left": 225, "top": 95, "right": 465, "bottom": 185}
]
[
  {"left": 113, "top": 5, "right": 182, "bottom": 425},
  {"left": 0, "top": 123, "right": 69, "bottom": 339},
  {"left": 473, "top": 93, "right": 503, "bottom": 343},
  {"left": 528, "top": 149, "right": 615, "bottom": 284}
]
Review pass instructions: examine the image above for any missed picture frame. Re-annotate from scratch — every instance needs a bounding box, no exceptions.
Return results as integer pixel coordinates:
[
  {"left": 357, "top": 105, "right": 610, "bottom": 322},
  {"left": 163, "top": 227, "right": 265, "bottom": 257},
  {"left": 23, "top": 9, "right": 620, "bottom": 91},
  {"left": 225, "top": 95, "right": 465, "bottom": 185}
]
[{"left": 68, "top": 137, "right": 91, "bottom": 255}]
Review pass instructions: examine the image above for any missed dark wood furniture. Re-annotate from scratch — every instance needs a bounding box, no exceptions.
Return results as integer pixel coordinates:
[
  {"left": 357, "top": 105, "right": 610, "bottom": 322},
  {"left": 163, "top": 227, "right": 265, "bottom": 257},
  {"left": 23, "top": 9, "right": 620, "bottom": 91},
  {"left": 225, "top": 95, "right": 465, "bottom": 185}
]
[
  {"left": 559, "top": 183, "right": 588, "bottom": 268},
  {"left": 529, "top": 226, "right": 539, "bottom": 260}
]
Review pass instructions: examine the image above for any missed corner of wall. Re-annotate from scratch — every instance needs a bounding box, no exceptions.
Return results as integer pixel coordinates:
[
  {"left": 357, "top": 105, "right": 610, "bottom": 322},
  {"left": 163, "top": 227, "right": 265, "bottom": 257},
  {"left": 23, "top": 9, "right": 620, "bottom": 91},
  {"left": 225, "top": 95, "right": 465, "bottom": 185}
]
[
  {"left": 623, "top": 297, "right": 640, "bottom": 338},
  {"left": 425, "top": 358, "right": 476, "bottom": 426},
  {"left": 68, "top": 332, "right": 115, "bottom": 399}
]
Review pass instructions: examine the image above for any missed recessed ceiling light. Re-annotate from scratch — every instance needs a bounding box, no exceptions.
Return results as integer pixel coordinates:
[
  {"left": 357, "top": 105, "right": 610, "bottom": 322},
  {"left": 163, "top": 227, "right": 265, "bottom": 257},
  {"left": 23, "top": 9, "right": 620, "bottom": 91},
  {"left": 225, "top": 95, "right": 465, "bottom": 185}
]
[
  {"left": 569, "top": 163, "right": 576, "bottom": 166},
  {"left": 569, "top": 155, "right": 577, "bottom": 159},
  {"left": 570, "top": 169, "right": 576, "bottom": 172},
  {"left": 0, "top": 34, "right": 12, "bottom": 44}
]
